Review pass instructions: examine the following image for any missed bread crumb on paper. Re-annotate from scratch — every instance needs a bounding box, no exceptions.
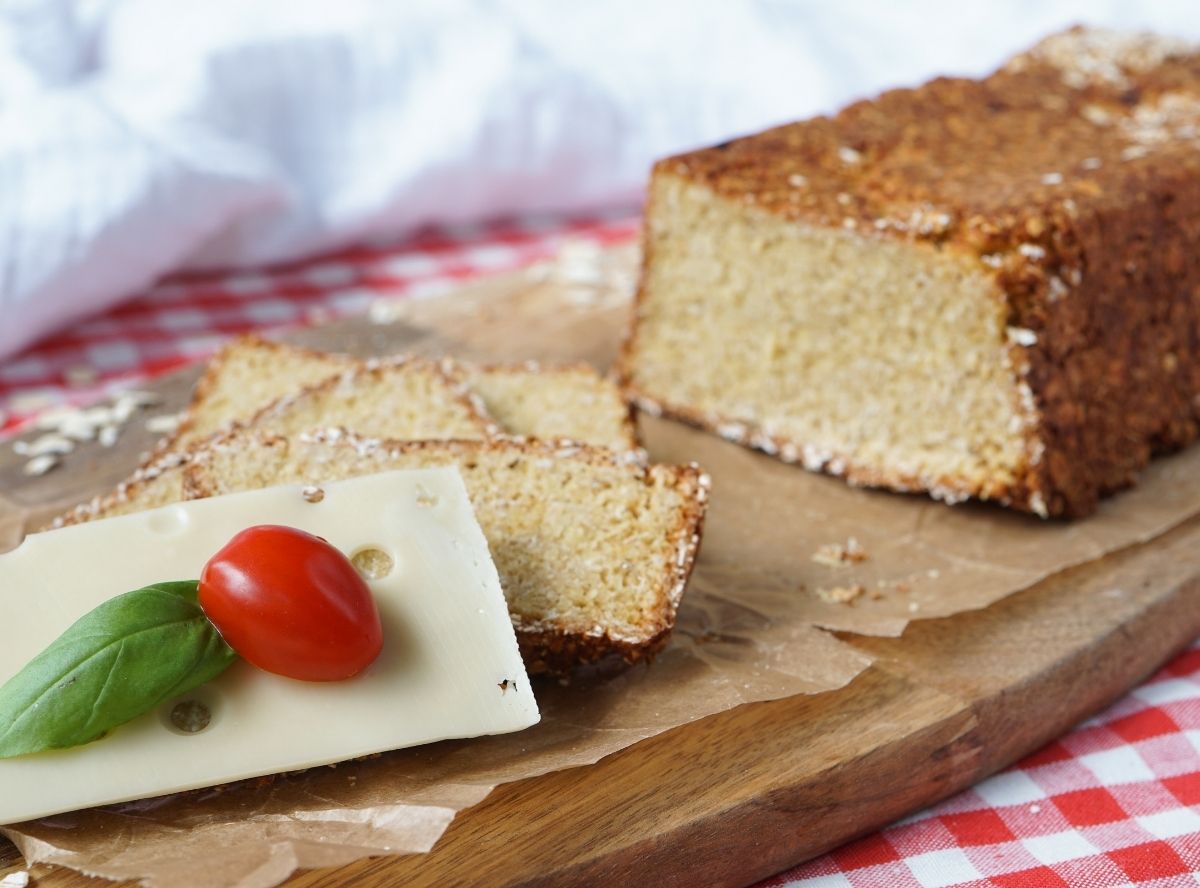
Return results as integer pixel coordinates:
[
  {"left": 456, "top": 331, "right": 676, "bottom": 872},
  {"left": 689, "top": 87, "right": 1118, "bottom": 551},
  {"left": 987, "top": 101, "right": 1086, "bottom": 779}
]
[
  {"left": 812, "top": 537, "right": 868, "bottom": 567},
  {"left": 815, "top": 584, "right": 866, "bottom": 605}
]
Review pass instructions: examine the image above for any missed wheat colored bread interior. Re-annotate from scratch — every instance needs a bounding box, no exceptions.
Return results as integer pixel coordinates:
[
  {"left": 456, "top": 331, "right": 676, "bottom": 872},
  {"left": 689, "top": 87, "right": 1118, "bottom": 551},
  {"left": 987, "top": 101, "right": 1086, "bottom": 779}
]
[
  {"left": 619, "top": 174, "right": 1029, "bottom": 508},
  {"left": 182, "top": 429, "right": 709, "bottom": 674},
  {"left": 464, "top": 362, "right": 639, "bottom": 451},
  {"left": 242, "top": 359, "right": 496, "bottom": 441}
]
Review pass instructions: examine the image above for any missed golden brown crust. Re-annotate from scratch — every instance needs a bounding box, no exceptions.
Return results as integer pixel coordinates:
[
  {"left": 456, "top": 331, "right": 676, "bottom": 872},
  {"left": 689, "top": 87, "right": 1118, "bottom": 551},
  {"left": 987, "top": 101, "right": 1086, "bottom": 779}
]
[
  {"left": 516, "top": 623, "right": 674, "bottom": 676},
  {"left": 182, "top": 429, "right": 709, "bottom": 675},
  {"left": 620, "top": 28, "right": 1200, "bottom": 518},
  {"left": 431, "top": 357, "right": 502, "bottom": 434},
  {"left": 657, "top": 29, "right": 1199, "bottom": 243}
]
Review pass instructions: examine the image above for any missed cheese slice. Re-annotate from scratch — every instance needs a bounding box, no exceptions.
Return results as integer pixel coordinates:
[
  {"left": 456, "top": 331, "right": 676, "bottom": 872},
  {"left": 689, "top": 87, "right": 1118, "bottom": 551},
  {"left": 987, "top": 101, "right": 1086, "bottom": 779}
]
[{"left": 0, "top": 468, "right": 538, "bottom": 825}]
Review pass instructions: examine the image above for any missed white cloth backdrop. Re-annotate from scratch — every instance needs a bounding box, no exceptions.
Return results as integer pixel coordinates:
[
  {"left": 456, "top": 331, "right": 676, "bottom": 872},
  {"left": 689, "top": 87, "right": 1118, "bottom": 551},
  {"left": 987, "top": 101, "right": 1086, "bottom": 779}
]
[{"left": 0, "top": 0, "right": 1197, "bottom": 359}]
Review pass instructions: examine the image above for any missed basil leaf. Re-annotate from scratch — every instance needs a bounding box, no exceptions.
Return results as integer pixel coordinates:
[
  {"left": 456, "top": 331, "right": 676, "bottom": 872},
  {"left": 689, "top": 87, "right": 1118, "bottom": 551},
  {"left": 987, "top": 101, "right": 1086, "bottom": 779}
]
[{"left": 0, "top": 580, "right": 236, "bottom": 758}]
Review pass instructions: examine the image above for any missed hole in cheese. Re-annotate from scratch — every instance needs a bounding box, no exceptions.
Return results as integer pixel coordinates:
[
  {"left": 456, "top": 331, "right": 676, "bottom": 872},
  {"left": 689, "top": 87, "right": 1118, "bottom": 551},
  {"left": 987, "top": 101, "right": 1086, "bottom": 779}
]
[{"left": 350, "top": 546, "right": 394, "bottom": 580}]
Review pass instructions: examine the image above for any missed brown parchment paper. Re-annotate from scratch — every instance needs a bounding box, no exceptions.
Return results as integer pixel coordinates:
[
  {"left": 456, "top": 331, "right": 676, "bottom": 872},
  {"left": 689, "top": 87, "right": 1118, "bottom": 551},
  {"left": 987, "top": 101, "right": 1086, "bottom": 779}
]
[
  {"left": 642, "top": 417, "right": 1200, "bottom": 639},
  {"left": 8, "top": 264, "right": 1200, "bottom": 886}
]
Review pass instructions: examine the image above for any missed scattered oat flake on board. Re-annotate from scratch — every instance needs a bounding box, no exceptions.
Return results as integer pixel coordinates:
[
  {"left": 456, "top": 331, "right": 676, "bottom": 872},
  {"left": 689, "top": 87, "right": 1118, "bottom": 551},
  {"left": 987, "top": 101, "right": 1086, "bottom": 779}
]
[
  {"left": 21, "top": 433, "right": 74, "bottom": 457},
  {"left": 816, "top": 584, "right": 866, "bottom": 605},
  {"left": 146, "top": 413, "right": 183, "bottom": 434},
  {"left": 23, "top": 453, "right": 60, "bottom": 476},
  {"left": 812, "top": 537, "right": 868, "bottom": 567},
  {"left": 118, "top": 389, "right": 161, "bottom": 408}
]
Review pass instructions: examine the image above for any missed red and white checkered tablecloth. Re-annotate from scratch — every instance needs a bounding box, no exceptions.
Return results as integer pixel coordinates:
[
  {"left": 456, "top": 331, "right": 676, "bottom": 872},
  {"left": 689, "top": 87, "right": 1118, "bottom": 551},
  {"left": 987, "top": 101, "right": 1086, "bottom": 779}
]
[
  {"left": 2, "top": 214, "right": 1198, "bottom": 887},
  {"left": 0, "top": 212, "right": 639, "bottom": 433},
  {"left": 765, "top": 641, "right": 1200, "bottom": 888}
]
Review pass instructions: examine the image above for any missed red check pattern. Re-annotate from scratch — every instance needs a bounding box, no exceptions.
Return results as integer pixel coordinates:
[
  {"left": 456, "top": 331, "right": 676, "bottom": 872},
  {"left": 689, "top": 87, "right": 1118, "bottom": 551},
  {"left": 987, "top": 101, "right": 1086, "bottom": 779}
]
[
  {"left": 761, "top": 640, "right": 1200, "bottom": 887},
  {"left": 2, "top": 212, "right": 1198, "bottom": 886},
  {"left": 0, "top": 211, "right": 639, "bottom": 433}
]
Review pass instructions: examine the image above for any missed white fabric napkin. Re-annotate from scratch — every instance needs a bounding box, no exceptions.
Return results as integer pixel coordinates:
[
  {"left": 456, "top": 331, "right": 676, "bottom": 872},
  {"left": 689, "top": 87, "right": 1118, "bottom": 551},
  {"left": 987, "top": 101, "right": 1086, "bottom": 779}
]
[{"left": 0, "top": 0, "right": 1195, "bottom": 359}]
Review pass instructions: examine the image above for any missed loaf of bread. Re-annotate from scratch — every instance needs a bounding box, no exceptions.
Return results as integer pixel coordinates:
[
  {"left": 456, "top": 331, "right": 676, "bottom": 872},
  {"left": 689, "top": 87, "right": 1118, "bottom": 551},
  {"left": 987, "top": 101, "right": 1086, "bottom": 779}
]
[
  {"left": 161, "top": 430, "right": 704, "bottom": 674},
  {"left": 618, "top": 28, "right": 1200, "bottom": 518}
]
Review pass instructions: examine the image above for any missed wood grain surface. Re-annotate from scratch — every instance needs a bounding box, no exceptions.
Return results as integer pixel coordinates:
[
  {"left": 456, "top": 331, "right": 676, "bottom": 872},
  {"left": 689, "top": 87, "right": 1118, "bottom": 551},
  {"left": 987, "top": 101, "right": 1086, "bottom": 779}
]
[{"left": 3, "top": 255, "right": 1200, "bottom": 887}]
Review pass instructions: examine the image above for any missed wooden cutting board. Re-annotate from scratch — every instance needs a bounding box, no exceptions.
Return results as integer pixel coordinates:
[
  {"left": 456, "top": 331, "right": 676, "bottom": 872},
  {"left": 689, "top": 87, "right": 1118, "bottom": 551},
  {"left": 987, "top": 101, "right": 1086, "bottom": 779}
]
[{"left": 3, "top": 256, "right": 1200, "bottom": 887}]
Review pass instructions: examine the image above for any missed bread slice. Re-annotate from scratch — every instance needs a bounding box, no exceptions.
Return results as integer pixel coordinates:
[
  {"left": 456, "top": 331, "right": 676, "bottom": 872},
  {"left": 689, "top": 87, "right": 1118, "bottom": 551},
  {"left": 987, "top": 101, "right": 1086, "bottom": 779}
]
[
  {"left": 167, "top": 335, "right": 353, "bottom": 451},
  {"left": 242, "top": 359, "right": 496, "bottom": 441},
  {"left": 618, "top": 28, "right": 1200, "bottom": 518},
  {"left": 464, "top": 362, "right": 638, "bottom": 450},
  {"left": 183, "top": 429, "right": 709, "bottom": 674}
]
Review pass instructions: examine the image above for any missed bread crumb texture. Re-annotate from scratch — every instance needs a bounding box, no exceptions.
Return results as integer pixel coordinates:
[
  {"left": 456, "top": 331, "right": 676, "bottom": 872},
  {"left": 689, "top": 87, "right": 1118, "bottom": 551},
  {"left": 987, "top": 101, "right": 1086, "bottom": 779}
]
[
  {"left": 466, "top": 362, "right": 638, "bottom": 450},
  {"left": 249, "top": 360, "right": 492, "bottom": 441}
]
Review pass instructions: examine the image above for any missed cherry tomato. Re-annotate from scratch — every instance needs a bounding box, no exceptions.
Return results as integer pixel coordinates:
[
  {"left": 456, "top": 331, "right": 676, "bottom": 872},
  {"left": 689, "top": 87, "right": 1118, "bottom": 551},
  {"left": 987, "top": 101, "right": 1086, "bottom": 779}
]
[{"left": 199, "top": 525, "right": 383, "bottom": 681}]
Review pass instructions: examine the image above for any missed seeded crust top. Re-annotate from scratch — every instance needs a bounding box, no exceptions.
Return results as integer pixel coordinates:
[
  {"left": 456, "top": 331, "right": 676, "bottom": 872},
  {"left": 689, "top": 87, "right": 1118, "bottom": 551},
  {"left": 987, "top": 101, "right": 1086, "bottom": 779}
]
[{"left": 661, "top": 28, "right": 1200, "bottom": 254}]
